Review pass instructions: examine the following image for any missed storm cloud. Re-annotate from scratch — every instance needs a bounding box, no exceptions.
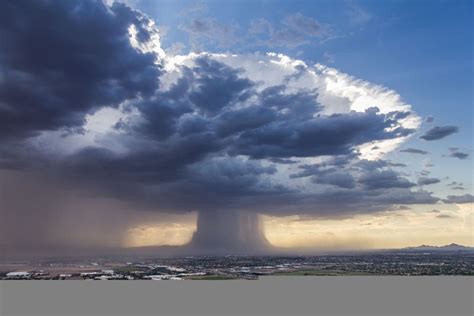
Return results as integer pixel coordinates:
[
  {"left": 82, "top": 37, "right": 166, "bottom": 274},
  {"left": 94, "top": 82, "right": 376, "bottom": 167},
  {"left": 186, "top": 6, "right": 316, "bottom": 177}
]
[
  {"left": 0, "top": 0, "right": 446, "bottom": 253},
  {"left": 0, "top": 0, "right": 162, "bottom": 140},
  {"left": 358, "top": 169, "right": 416, "bottom": 189}
]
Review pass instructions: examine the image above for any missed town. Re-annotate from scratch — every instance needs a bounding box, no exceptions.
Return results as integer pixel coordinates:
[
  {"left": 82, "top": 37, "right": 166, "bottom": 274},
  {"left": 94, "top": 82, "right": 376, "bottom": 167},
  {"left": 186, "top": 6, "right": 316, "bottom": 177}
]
[{"left": 1, "top": 251, "right": 473, "bottom": 280}]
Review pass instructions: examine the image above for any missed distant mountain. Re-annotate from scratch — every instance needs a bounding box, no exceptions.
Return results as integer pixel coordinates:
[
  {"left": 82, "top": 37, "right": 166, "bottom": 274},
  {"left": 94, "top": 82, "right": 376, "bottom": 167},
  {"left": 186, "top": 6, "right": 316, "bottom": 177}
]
[{"left": 402, "top": 243, "right": 473, "bottom": 252}]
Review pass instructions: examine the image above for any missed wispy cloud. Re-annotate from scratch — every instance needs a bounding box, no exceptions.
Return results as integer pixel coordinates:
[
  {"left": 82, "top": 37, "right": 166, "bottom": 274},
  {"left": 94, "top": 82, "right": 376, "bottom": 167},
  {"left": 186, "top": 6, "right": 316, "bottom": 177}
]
[
  {"left": 425, "top": 115, "right": 434, "bottom": 123},
  {"left": 180, "top": 18, "right": 240, "bottom": 49},
  {"left": 345, "top": 1, "right": 373, "bottom": 27},
  {"left": 249, "top": 13, "right": 329, "bottom": 48}
]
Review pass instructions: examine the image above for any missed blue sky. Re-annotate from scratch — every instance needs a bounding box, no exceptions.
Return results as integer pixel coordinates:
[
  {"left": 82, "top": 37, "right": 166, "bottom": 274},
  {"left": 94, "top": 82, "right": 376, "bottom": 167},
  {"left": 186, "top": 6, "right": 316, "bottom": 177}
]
[
  {"left": 132, "top": 0, "right": 473, "bottom": 192},
  {"left": 135, "top": 0, "right": 473, "bottom": 131}
]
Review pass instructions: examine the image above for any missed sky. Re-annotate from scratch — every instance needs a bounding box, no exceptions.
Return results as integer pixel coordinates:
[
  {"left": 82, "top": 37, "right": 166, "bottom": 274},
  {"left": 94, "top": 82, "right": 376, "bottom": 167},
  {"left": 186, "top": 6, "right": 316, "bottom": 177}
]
[{"left": 0, "top": 0, "right": 472, "bottom": 255}]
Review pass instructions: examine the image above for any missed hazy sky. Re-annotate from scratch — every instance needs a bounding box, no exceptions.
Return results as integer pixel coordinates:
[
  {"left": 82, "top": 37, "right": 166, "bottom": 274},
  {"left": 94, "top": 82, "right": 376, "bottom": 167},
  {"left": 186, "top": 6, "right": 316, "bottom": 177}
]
[{"left": 0, "top": 0, "right": 472, "bottom": 254}]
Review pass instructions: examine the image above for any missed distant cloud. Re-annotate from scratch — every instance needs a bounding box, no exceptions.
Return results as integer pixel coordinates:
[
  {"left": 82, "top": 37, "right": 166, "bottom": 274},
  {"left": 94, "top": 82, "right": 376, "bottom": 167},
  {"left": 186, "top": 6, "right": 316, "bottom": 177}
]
[
  {"left": 419, "top": 170, "right": 430, "bottom": 176},
  {"left": 311, "top": 172, "right": 356, "bottom": 189},
  {"left": 400, "top": 148, "right": 428, "bottom": 155},
  {"left": 179, "top": 0, "right": 207, "bottom": 16},
  {"left": 442, "top": 194, "right": 474, "bottom": 204},
  {"left": 387, "top": 162, "right": 407, "bottom": 167},
  {"left": 417, "top": 177, "right": 440, "bottom": 186},
  {"left": 420, "top": 125, "right": 459, "bottom": 141},
  {"left": 446, "top": 181, "right": 465, "bottom": 190},
  {"left": 165, "top": 42, "right": 186, "bottom": 56},
  {"left": 424, "top": 161, "right": 434, "bottom": 168},
  {"left": 250, "top": 13, "right": 328, "bottom": 48},
  {"left": 393, "top": 205, "right": 411, "bottom": 210},
  {"left": 346, "top": 2, "right": 373, "bottom": 27},
  {"left": 436, "top": 214, "right": 455, "bottom": 219},
  {"left": 323, "top": 51, "right": 335, "bottom": 63},
  {"left": 425, "top": 115, "right": 434, "bottom": 123},
  {"left": 444, "top": 147, "right": 469, "bottom": 160},
  {"left": 180, "top": 18, "right": 239, "bottom": 48}
]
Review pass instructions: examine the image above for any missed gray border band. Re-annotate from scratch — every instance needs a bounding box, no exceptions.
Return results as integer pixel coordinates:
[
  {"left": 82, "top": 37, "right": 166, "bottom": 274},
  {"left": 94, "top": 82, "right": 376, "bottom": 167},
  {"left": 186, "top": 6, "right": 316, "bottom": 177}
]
[{"left": 1, "top": 277, "right": 473, "bottom": 316}]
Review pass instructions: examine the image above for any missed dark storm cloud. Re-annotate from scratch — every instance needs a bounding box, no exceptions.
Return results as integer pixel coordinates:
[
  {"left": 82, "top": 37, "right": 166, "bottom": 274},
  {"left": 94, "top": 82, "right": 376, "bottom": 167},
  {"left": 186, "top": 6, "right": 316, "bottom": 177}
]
[
  {"left": 117, "top": 56, "right": 255, "bottom": 139},
  {"left": 216, "top": 106, "right": 277, "bottom": 137},
  {"left": 290, "top": 164, "right": 333, "bottom": 179},
  {"left": 0, "top": 0, "right": 161, "bottom": 140},
  {"left": 289, "top": 154, "right": 360, "bottom": 180},
  {"left": 442, "top": 194, "right": 474, "bottom": 204},
  {"left": 262, "top": 187, "right": 439, "bottom": 218},
  {"left": 188, "top": 58, "right": 254, "bottom": 116},
  {"left": 269, "top": 158, "right": 299, "bottom": 164},
  {"left": 62, "top": 155, "right": 288, "bottom": 213},
  {"left": 417, "top": 177, "right": 441, "bottom": 186},
  {"left": 0, "top": 0, "right": 444, "bottom": 254},
  {"left": 114, "top": 56, "right": 414, "bottom": 163},
  {"left": 0, "top": 45, "right": 432, "bottom": 219},
  {"left": 310, "top": 172, "right": 356, "bottom": 189},
  {"left": 285, "top": 157, "right": 428, "bottom": 200},
  {"left": 258, "top": 84, "right": 322, "bottom": 119},
  {"left": 174, "top": 157, "right": 280, "bottom": 202},
  {"left": 290, "top": 163, "right": 356, "bottom": 189},
  {"left": 63, "top": 133, "right": 222, "bottom": 186},
  {"left": 420, "top": 125, "right": 459, "bottom": 141},
  {"left": 358, "top": 169, "right": 416, "bottom": 189},
  {"left": 232, "top": 108, "right": 414, "bottom": 159},
  {"left": 400, "top": 148, "right": 428, "bottom": 155}
]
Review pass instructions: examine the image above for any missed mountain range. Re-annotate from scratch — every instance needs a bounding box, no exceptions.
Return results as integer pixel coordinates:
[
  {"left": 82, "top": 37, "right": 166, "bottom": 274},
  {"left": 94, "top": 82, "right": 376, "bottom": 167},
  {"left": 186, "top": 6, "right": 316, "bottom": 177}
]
[{"left": 401, "top": 243, "right": 473, "bottom": 252}]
